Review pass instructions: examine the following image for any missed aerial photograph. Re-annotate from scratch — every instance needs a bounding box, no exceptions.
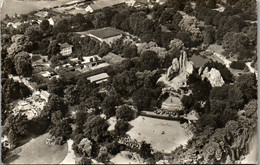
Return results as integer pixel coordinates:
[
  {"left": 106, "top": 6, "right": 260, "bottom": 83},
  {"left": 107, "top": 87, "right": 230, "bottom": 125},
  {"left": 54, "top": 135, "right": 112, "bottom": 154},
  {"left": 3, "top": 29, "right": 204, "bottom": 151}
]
[{"left": 1, "top": 0, "right": 258, "bottom": 164}]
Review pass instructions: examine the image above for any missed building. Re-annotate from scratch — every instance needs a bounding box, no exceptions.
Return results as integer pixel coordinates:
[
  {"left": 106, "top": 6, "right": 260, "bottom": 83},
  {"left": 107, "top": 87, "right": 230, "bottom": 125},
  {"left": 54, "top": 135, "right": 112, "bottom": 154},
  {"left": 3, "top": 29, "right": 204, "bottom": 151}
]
[
  {"left": 87, "top": 73, "right": 109, "bottom": 84},
  {"left": 6, "top": 22, "right": 22, "bottom": 29},
  {"left": 48, "top": 18, "right": 54, "bottom": 26},
  {"left": 60, "top": 42, "right": 73, "bottom": 56},
  {"left": 85, "top": 0, "right": 126, "bottom": 13},
  {"left": 84, "top": 27, "right": 123, "bottom": 45},
  {"left": 40, "top": 91, "right": 50, "bottom": 101},
  {"left": 34, "top": 11, "right": 49, "bottom": 18},
  {"left": 155, "top": 0, "right": 167, "bottom": 5}
]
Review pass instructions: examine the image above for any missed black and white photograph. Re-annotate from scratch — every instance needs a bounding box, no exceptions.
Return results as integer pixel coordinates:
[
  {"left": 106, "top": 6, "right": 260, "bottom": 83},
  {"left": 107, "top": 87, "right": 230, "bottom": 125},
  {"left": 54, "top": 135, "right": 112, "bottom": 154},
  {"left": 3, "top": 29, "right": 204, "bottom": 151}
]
[{"left": 1, "top": 0, "right": 258, "bottom": 164}]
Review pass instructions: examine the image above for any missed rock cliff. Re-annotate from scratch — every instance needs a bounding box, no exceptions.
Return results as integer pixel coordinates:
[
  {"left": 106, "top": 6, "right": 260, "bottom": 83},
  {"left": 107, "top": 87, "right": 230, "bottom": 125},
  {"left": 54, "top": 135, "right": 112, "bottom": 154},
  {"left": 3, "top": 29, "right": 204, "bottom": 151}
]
[
  {"left": 166, "top": 51, "right": 193, "bottom": 82},
  {"left": 201, "top": 67, "right": 224, "bottom": 87}
]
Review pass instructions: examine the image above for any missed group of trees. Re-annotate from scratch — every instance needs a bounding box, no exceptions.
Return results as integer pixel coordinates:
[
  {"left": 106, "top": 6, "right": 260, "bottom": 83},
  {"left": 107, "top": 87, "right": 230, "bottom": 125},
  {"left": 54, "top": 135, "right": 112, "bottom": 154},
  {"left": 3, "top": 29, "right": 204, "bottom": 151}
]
[
  {"left": 170, "top": 99, "right": 257, "bottom": 164},
  {"left": 2, "top": 78, "right": 31, "bottom": 104},
  {"left": 177, "top": 69, "right": 257, "bottom": 164}
]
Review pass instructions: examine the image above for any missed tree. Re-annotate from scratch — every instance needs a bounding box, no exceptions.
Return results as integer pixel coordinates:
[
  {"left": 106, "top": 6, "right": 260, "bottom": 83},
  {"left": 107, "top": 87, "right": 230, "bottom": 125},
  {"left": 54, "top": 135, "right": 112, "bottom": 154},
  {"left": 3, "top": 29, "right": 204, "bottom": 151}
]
[
  {"left": 50, "top": 54, "right": 64, "bottom": 67},
  {"left": 112, "top": 12, "right": 126, "bottom": 29},
  {"left": 139, "top": 141, "right": 153, "bottom": 159},
  {"left": 203, "top": 25, "right": 215, "bottom": 45},
  {"left": 49, "top": 119, "right": 72, "bottom": 140},
  {"left": 83, "top": 115, "right": 109, "bottom": 141},
  {"left": 54, "top": 19, "right": 71, "bottom": 33},
  {"left": 230, "top": 61, "right": 246, "bottom": 70},
  {"left": 48, "top": 78, "right": 64, "bottom": 96},
  {"left": 181, "top": 95, "right": 194, "bottom": 111},
  {"left": 123, "top": 44, "right": 138, "bottom": 58},
  {"left": 101, "top": 92, "right": 123, "bottom": 118},
  {"left": 72, "top": 13, "right": 85, "bottom": 27},
  {"left": 179, "top": 15, "right": 203, "bottom": 43},
  {"left": 222, "top": 32, "right": 249, "bottom": 56},
  {"left": 210, "top": 84, "right": 244, "bottom": 113},
  {"left": 64, "top": 85, "right": 79, "bottom": 106},
  {"left": 234, "top": 73, "right": 257, "bottom": 102},
  {"left": 184, "top": 2, "right": 193, "bottom": 14},
  {"left": 2, "top": 78, "right": 31, "bottom": 103},
  {"left": 47, "top": 40, "right": 60, "bottom": 59},
  {"left": 115, "top": 119, "right": 130, "bottom": 135},
  {"left": 140, "top": 50, "right": 160, "bottom": 71},
  {"left": 3, "top": 57, "right": 16, "bottom": 75},
  {"left": 78, "top": 157, "right": 92, "bottom": 164},
  {"left": 116, "top": 105, "right": 134, "bottom": 121},
  {"left": 132, "top": 88, "right": 153, "bottom": 111},
  {"left": 44, "top": 94, "right": 68, "bottom": 116},
  {"left": 40, "top": 19, "right": 50, "bottom": 31},
  {"left": 51, "top": 110, "right": 64, "bottom": 125},
  {"left": 2, "top": 114, "right": 29, "bottom": 145},
  {"left": 159, "top": 8, "right": 177, "bottom": 24},
  {"left": 129, "top": 12, "right": 147, "bottom": 35},
  {"left": 37, "top": 38, "right": 50, "bottom": 55},
  {"left": 25, "top": 25, "right": 43, "bottom": 42},
  {"left": 112, "top": 70, "right": 138, "bottom": 96},
  {"left": 14, "top": 51, "right": 33, "bottom": 77},
  {"left": 93, "top": 12, "right": 109, "bottom": 28},
  {"left": 98, "top": 42, "right": 111, "bottom": 57}
]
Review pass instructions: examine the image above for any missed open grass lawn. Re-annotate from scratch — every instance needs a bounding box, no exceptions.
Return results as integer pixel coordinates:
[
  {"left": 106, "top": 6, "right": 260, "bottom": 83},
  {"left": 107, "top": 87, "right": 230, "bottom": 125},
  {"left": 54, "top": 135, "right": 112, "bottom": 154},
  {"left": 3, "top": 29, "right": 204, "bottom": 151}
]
[
  {"left": 8, "top": 133, "right": 68, "bottom": 164},
  {"left": 1, "top": 0, "right": 71, "bottom": 18},
  {"left": 127, "top": 116, "right": 192, "bottom": 153}
]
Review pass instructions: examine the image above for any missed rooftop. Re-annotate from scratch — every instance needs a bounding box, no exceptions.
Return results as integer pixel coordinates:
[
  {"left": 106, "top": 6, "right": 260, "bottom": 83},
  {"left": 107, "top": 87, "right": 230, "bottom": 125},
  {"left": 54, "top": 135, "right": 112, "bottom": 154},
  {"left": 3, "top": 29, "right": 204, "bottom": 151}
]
[
  {"left": 86, "top": 27, "right": 123, "bottom": 39},
  {"left": 88, "top": 0, "right": 125, "bottom": 10},
  {"left": 60, "top": 42, "right": 73, "bottom": 49},
  {"left": 87, "top": 73, "right": 109, "bottom": 82}
]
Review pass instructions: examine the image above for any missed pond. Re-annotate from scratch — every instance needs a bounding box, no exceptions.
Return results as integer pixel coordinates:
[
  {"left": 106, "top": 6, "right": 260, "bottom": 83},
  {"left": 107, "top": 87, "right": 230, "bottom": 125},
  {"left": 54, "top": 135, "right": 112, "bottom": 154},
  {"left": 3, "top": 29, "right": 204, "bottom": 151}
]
[{"left": 190, "top": 55, "right": 209, "bottom": 68}]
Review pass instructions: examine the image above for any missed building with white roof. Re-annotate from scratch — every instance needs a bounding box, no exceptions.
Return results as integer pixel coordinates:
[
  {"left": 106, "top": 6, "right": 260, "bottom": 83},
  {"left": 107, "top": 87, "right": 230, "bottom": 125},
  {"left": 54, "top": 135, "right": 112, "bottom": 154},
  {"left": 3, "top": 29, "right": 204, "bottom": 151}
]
[{"left": 87, "top": 73, "right": 109, "bottom": 84}]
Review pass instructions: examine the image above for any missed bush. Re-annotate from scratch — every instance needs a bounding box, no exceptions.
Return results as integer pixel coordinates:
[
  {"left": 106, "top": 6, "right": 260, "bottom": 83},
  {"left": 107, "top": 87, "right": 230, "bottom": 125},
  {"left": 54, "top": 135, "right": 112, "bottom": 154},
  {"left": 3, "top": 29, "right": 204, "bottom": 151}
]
[
  {"left": 230, "top": 61, "right": 246, "bottom": 70},
  {"left": 116, "top": 105, "right": 134, "bottom": 121}
]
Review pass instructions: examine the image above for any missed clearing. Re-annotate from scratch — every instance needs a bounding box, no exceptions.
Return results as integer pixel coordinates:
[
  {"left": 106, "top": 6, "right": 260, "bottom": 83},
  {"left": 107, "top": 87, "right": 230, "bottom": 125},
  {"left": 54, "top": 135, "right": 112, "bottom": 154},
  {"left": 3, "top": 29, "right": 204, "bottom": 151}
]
[
  {"left": 1, "top": 0, "right": 71, "bottom": 18},
  {"left": 8, "top": 133, "right": 68, "bottom": 164},
  {"left": 127, "top": 116, "right": 192, "bottom": 153}
]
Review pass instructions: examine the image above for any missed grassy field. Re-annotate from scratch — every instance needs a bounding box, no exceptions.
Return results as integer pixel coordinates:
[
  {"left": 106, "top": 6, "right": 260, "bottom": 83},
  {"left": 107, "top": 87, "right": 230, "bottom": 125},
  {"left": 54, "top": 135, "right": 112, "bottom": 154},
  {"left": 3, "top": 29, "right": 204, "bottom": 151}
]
[
  {"left": 127, "top": 116, "right": 192, "bottom": 153},
  {"left": 1, "top": 0, "right": 71, "bottom": 18},
  {"left": 8, "top": 133, "right": 68, "bottom": 164}
]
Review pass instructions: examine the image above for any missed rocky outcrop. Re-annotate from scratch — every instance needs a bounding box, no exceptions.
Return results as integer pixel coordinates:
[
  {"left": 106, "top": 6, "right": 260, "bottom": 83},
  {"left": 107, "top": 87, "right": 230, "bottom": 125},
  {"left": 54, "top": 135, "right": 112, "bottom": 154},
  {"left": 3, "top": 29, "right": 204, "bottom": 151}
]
[
  {"left": 201, "top": 67, "right": 224, "bottom": 87},
  {"left": 166, "top": 51, "right": 193, "bottom": 81},
  {"left": 166, "top": 58, "right": 179, "bottom": 80}
]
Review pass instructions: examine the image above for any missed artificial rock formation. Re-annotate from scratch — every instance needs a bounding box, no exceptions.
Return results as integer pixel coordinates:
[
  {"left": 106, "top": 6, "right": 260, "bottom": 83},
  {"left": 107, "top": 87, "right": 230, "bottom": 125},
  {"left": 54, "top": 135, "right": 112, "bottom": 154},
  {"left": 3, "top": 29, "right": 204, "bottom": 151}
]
[
  {"left": 201, "top": 67, "right": 224, "bottom": 87},
  {"left": 166, "top": 58, "right": 179, "bottom": 80},
  {"left": 166, "top": 51, "right": 193, "bottom": 81},
  {"left": 158, "top": 51, "right": 194, "bottom": 112}
]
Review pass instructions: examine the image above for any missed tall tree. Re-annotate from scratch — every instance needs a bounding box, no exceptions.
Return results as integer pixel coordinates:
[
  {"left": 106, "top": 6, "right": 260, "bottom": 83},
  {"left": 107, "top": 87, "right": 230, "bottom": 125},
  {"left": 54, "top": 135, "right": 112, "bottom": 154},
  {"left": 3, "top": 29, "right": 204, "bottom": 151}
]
[{"left": 14, "top": 51, "right": 33, "bottom": 77}]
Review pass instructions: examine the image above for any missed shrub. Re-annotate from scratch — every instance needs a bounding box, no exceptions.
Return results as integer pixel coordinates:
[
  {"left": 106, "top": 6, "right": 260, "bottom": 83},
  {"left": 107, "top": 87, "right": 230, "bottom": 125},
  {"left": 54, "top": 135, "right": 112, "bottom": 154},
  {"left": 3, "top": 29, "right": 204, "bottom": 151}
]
[{"left": 230, "top": 61, "right": 246, "bottom": 70}]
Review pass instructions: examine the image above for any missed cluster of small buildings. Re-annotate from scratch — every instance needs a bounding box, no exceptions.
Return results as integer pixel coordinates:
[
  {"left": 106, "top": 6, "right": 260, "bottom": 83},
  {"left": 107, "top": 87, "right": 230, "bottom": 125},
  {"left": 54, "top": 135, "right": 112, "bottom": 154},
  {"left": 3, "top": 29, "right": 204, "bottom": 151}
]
[
  {"left": 12, "top": 91, "right": 49, "bottom": 120},
  {"left": 56, "top": 54, "right": 109, "bottom": 75},
  {"left": 84, "top": 0, "right": 168, "bottom": 13}
]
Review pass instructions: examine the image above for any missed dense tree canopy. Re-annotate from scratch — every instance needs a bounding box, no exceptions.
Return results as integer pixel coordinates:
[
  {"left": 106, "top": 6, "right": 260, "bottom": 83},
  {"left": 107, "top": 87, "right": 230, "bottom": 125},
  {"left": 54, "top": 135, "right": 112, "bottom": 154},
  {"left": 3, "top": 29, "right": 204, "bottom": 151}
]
[{"left": 14, "top": 51, "right": 33, "bottom": 77}]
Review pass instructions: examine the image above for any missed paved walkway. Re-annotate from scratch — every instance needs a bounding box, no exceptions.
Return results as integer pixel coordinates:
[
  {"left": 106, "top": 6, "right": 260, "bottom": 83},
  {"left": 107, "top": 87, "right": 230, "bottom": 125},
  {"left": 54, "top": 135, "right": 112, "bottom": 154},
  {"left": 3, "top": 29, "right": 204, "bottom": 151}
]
[{"left": 60, "top": 139, "right": 76, "bottom": 164}]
